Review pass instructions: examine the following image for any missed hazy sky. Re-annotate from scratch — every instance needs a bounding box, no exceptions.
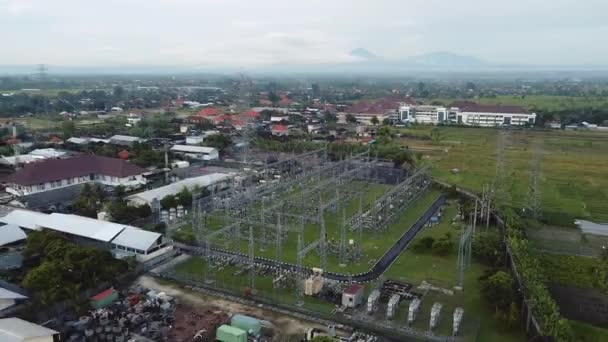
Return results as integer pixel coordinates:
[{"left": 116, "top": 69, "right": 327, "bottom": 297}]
[{"left": 1, "top": 0, "right": 606, "bottom": 67}]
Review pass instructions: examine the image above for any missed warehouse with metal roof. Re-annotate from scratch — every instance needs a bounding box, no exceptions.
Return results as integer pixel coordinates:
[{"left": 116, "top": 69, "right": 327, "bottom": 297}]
[
  {"left": 0, "top": 224, "right": 27, "bottom": 247},
  {"left": 0, "top": 208, "right": 166, "bottom": 259},
  {"left": 126, "top": 172, "right": 234, "bottom": 206},
  {"left": 0, "top": 318, "right": 59, "bottom": 342}
]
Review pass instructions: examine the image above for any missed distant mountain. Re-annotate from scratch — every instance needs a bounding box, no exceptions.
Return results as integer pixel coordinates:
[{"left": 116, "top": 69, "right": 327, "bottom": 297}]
[
  {"left": 349, "top": 48, "right": 380, "bottom": 61},
  {"left": 405, "top": 52, "right": 486, "bottom": 67}
]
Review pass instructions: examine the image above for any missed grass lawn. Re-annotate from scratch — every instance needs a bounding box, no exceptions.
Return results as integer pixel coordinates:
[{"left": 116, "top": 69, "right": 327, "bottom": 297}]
[
  {"left": 383, "top": 200, "right": 525, "bottom": 342},
  {"left": 399, "top": 126, "right": 608, "bottom": 224},
  {"left": 571, "top": 321, "right": 608, "bottom": 342},
  {"left": 174, "top": 181, "right": 441, "bottom": 274},
  {"left": 429, "top": 95, "right": 608, "bottom": 112},
  {"left": 174, "top": 199, "right": 525, "bottom": 341},
  {"left": 174, "top": 256, "right": 336, "bottom": 315}
]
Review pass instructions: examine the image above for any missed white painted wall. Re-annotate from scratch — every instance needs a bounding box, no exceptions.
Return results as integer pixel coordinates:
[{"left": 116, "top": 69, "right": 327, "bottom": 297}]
[{"left": 6, "top": 174, "right": 146, "bottom": 196}]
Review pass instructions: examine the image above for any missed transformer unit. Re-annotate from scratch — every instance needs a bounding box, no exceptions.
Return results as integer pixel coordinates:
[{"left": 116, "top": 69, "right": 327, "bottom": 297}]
[
  {"left": 367, "top": 289, "right": 381, "bottom": 315},
  {"left": 429, "top": 302, "right": 443, "bottom": 331},
  {"left": 453, "top": 307, "right": 464, "bottom": 336},
  {"left": 386, "top": 294, "right": 401, "bottom": 320},
  {"left": 407, "top": 298, "right": 422, "bottom": 325}
]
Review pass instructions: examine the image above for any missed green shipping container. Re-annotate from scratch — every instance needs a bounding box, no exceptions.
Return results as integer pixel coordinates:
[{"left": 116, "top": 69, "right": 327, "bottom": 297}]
[
  {"left": 231, "top": 314, "right": 261, "bottom": 336},
  {"left": 216, "top": 325, "right": 247, "bottom": 342}
]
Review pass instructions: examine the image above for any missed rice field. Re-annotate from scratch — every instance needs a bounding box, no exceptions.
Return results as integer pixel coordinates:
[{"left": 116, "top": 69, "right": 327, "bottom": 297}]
[{"left": 400, "top": 126, "right": 608, "bottom": 224}]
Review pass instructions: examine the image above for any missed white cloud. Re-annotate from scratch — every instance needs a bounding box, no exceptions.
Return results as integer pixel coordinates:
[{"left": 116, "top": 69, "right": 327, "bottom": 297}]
[
  {"left": 0, "top": 0, "right": 606, "bottom": 66},
  {"left": 1, "top": 0, "right": 35, "bottom": 15}
]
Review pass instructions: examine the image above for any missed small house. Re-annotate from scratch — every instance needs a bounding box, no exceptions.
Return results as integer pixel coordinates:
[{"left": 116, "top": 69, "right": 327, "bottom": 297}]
[{"left": 342, "top": 284, "right": 364, "bottom": 308}]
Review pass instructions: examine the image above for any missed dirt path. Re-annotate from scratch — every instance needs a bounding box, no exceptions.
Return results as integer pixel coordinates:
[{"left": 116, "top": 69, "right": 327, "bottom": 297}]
[{"left": 136, "top": 275, "right": 333, "bottom": 338}]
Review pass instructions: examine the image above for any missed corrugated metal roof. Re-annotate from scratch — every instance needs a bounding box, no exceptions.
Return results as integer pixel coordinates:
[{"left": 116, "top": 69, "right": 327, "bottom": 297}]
[
  {"left": 127, "top": 173, "right": 233, "bottom": 204},
  {"left": 0, "top": 287, "right": 27, "bottom": 300},
  {"left": 170, "top": 145, "right": 217, "bottom": 154},
  {"left": 0, "top": 224, "right": 27, "bottom": 246},
  {"left": 0, "top": 318, "right": 58, "bottom": 341},
  {"left": 110, "top": 135, "right": 141, "bottom": 142},
  {"left": 111, "top": 227, "right": 161, "bottom": 252},
  {"left": 0, "top": 209, "right": 48, "bottom": 230},
  {"left": 43, "top": 213, "right": 126, "bottom": 242}
]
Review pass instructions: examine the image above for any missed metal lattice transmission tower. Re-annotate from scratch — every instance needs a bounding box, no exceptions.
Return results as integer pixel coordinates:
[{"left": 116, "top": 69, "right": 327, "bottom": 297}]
[
  {"left": 456, "top": 225, "right": 473, "bottom": 289},
  {"left": 339, "top": 209, "right": 347, "bottom": 264},
  {"left": 493, "top": 131, "right": 511, "bottom": 209},
  {"left": 480, "top": 184, "right": 492, "bottom": 230},
  {"left": 318, "top": 192, "right": 327, "bottom": 270},
  {"left": 526, "top": 141, "right": 543, "bottom": 220},
  {"left": 37, "top": 64, "right": 49, "bottom": 115},
  {"left": 275, "top": 212, "right": 283, "bottom": 262},
  {"left": 295, "top": 219, "right": 305, "bottom": 306},
  {"left": 248, "top": 225, "right": 255, "bottom": 290},
  {"left": 193, "top": 197, "right": 211, "bottom": 283}
]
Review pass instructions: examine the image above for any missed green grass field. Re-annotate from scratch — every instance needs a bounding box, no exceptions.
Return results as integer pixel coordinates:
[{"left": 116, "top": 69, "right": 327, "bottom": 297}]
[
  {"left": 430, "top": 95, "right": 608, "bottom": 112},
  {"left": 173, "top": 183, "right": 441, "bottom": 274},
  {"left": 174, "top": 198, "right": 525, "bottom": 341},
  {"left": 383, "top": 200, "right": 524, "bottom": 342},
  {"left": 400, "top": 126, "right": 608, "bottom": 224},
  {"left": 174, "top": 256, "right": 336, "bottom": 314}
]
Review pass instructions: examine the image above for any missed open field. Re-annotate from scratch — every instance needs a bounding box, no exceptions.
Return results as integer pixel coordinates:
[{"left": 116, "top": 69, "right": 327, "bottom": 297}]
[
  {"left": 383, "top": 200, "right": 524, "bottom": 342},
  {"left": 430, "top": 95, "right": 608, "bottom": 111},
  {"left": 400, "top": 126, "right": 608, "bottom": 224}
]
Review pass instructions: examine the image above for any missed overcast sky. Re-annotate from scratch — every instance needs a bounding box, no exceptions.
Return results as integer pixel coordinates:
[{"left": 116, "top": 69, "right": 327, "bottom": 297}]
[{"left": 1, "top": 0, "right": 606, "bottom": 67}]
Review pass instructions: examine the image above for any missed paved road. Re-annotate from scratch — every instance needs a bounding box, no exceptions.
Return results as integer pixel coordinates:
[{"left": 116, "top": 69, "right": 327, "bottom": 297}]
[{"left": 175, "top": 194, "right": 446, "bottom": 283}]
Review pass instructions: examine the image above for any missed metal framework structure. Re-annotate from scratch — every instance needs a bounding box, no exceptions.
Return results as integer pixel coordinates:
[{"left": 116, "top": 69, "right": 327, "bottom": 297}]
[
  {"left": 190, "top": 147, "right": 430, "bottom": 283},
  {"left": 456, "top": 200, "right": 477, "bottom": 288},
  {"left": 526, "top": 141, "right": 543, "bottom": 220},
  {"left": 493, "top": 131, "right": 511, "bottom": 209}
]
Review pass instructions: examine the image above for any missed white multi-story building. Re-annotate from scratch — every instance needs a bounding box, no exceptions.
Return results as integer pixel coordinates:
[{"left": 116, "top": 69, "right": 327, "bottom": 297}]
[
  {"left": 5, "top": 155, "right": 147, "bottom": 196},
  {"left": 448, "top": 102, "right": 536, "bottom": 127},
  {"left": 397, "top": 101, "right": 535, "bottom": 127},
  {"left": 398, "top": 104, "right": 448, "bottom": 124}
]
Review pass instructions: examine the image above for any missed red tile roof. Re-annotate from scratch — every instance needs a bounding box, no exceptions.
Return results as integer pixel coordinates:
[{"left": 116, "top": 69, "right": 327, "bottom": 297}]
[
  {"left": 242, "top": 110, "right": 260, "bottom": 118},
  {"left": 346, "top": 96, "right": 416, "bottom": 114},
  {"left": 7, "top": 155, "right": 146, "bottom": 186},
  {"left": 186, "top": 115, "right": 209, "bottom": 122},
  {"left": 449, "top": 101, "right": 530, "bottom": 114},
  {"left": 118, "top": 150, "right": 130, "bottom": 160},
  {"left": 91, "top": 288, "right": 116, "bottom": 301},
  {"left": 344, "top": 284, "right": 363, "bottom": 295},
  {"left": 271, "top": 124, "right": 288, "bottom": 132},
  {"left": 49, "top": 136, "right": 63, "bottom": 143},
  {"left": 196, "top": 107, "right": 221, "bottom": 117},
  {"left": 5, "top": 138, "right": 20, "bottom": 145},
  {"left": 212, "top": 115, "right": 232, "bottom": 124}
]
